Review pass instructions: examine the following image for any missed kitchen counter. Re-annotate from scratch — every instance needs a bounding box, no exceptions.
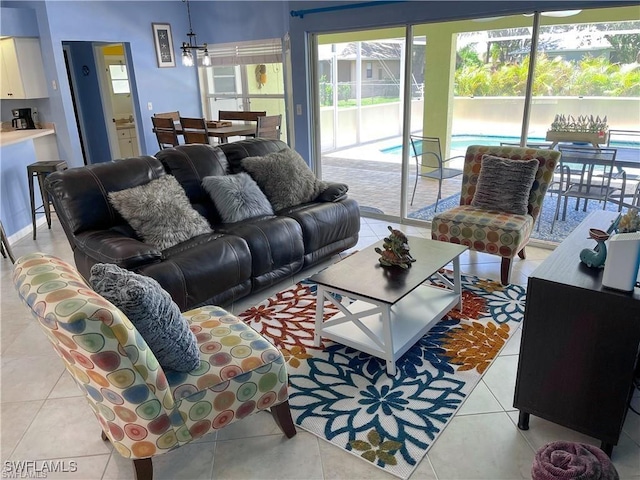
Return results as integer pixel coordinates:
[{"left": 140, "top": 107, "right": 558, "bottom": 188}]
[{"left": 0, "top": 128, "right": 56, "bottom": 147}]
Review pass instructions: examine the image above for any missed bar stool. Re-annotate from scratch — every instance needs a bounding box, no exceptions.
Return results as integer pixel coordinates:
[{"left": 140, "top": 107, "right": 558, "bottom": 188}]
[
  {"left": 27, "top": 160, "right": 68, "bottom": 239},
  {"left": 0, "top": 221, "right": 15, "bottom": 263}
]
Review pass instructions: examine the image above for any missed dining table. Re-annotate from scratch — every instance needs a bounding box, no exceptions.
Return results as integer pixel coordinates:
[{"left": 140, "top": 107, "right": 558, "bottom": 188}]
[{"left": 173, "top": 121, "right": 257, "bottom": 143}]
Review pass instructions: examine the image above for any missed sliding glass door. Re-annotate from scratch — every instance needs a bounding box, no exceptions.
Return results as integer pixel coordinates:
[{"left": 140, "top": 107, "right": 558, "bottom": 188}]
[
  {"left": 310, "top": 6, "right": 639, "bottom": 236},
  {"left": 315, "top": 28, "right": 419, "bottom": 217}
]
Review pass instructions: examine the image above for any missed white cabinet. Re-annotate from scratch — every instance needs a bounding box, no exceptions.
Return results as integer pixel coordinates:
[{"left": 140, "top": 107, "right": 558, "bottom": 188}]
[
  {"left": 0, "top": 37, "right": 48, "bottom": 99},
  {"left": 117, "top": 127, "right": 139, "bottom": 158}
]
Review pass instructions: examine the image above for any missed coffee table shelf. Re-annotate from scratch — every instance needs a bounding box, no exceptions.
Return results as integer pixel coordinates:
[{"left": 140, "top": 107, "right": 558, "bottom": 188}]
[
  {"left": 311, "top": 237, "right": 468, "bottom": 375},
  {"left": 319, "top": 283, "right": 460, "bottom": 364}
]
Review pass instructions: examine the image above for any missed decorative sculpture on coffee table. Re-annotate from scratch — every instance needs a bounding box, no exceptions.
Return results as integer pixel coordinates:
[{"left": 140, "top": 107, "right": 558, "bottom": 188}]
[
  {"left": 579, "top": 228, "right": 610, "bottom": 268},
  {"left": 375, "top": 226, "right": 415, "bottom": 269}
]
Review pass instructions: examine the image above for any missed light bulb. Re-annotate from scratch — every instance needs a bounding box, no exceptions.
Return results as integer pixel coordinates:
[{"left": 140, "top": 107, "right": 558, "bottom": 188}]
[
  {"left": 182, "top": 49, "right": 194, "bottom": 67},
  {"left": 202, "top": 49, "right": 211, "bottom": 67}
]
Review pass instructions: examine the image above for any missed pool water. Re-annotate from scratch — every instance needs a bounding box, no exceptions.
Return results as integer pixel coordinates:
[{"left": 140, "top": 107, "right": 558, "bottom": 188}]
[{"left": 380, "top": 135, "right": 639, "bottom": 154}]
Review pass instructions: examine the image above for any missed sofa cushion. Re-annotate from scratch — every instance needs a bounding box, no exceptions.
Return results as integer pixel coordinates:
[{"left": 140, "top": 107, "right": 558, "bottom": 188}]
[
  {"left": 89, "top": 263, "right": 200, "bottom": 372},
  {"left": 470, "top": 155, "right": 539, "bottom": 215},
  {"left": 108, "top": 175, "right": 212, "bottom": 250},
  {"left": 202, "top": 173, "right": 274, "bottom": 223},
  {"left": 242, "top": 148, "right": 328, "bottom": 211}
]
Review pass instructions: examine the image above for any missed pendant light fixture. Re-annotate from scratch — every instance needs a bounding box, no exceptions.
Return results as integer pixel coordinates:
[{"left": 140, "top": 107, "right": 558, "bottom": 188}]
[{"left": 181, "top": 0, "right": 211, "bottom": 67}]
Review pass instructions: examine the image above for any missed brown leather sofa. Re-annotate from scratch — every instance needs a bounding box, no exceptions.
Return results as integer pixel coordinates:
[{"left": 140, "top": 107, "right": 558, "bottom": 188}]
[{"left": 45, "top": 138, "right": 360, "bottom": 311}]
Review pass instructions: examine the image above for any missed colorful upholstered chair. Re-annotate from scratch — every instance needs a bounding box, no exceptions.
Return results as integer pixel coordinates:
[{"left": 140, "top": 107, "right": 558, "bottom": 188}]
[
  {"left": 13, "top": 253, "right": 296, "bottom": 480},
  {"left": 431, "top": 145, "right": 560, "bottom": 285}
]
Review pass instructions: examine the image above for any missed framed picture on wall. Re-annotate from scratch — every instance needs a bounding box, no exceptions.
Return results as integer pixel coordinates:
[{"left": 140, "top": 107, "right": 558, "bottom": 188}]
[{"left": 152, "top": 23, "right": 175, "bottom": 68}]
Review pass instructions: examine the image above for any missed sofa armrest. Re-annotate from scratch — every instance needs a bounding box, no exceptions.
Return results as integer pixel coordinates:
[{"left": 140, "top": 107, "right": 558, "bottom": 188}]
[
  {"left": 75, "top": 230, "right": 162, "bottom": 269},
  {"left": 316, "top": 182, "right": 349, "bottom": 202}
]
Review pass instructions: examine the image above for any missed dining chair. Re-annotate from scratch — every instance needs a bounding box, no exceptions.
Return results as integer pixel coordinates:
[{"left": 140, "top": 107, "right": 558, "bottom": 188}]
[
  {"left": 409, "top": 136, "right": 464, "bottom": 210},
  {"left": 256, "top": 114, "right": 282, "bottom": 140},
  {"left": 551, "top": 146, "right": 625, "bottom": 233},
  {"left": 14, "top": 253, "right": 296, "bottom": 480},
  {"left": 151, "top": 116, "right": 179, "bottom": 150},
  {"left": 179, "top": 117, "right": 210, "bottom": 144},
  {"left": 153, "top": 111, "right": 180, "bottom": 121},
  {"left": 218, "top": 111, "right": 266, "bottom": 122},
  {"left": 431, "top": 145, "right": 560, "bottom": 285}
]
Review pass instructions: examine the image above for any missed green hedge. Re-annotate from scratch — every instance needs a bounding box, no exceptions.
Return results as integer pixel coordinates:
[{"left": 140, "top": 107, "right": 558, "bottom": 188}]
[{"left": 454, "top": 54, "right": 640, "bottom": 97}]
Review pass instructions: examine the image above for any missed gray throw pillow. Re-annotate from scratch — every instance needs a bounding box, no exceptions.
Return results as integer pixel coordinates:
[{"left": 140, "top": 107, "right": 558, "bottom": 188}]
[
  {"left": 471, "top": 155, "right": 539, "bottom": 215},
  {"left": 90, "top": 263, "right": 200, "bottom": 373},
  {"left": 241, "top": 148, "right": 328, "bottom": 211},
  {"left": 201, "top": 173, "right": 274, "bottom": 223},
  {"left": 108, "top": 175, "right": 212, "bottom": 250}
]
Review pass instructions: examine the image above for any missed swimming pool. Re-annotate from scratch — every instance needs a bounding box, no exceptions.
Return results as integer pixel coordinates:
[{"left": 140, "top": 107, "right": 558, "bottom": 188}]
[{"left": 380, "top": 134, "right": 639, "bottom": 154}]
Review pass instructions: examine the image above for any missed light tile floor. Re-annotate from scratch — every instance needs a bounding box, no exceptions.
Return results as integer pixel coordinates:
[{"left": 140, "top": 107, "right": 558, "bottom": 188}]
[{"left": 1, "top": 217, "right": 639, "bottom": 480}]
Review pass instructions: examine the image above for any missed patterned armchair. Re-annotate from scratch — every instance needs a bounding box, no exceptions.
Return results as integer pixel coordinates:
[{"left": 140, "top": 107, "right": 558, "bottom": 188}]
[
  {"left": 13, "top": 253, "right": 296, "bottom": 480},
  {"left": 431, "top": 145, "right": 560, "bottom": 285}
]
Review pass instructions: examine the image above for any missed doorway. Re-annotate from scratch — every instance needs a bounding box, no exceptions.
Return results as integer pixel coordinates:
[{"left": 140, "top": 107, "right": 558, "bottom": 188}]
[{"left": 62, "top": 41, "right": 141, "bottom": 164}]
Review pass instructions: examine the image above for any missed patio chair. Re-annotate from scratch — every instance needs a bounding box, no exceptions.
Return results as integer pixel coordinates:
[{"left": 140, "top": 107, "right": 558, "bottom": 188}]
[
  {"left": 550, "top": 146, "right": 625, "bottom": 233},
  {"left": 431, "top": 145, "right": 560, "bottom": 285},
  {"left": 409, "top": 135, "right": 464, "bottom": 210}
]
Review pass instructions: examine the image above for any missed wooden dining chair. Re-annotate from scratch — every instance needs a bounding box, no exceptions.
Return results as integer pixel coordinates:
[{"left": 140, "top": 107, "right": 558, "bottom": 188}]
[
  {"left": 154, "top": 111, "right": 180, "bottom": 121},
  {"left": 151, "top": 116, "right": 179, "bottom": 149},
  {"left": 218, "top": 111, "right": 266, "bottom": 122},
  {"left": 179, "top": 117, "right": 210, "bottom": 144},
  {"left": 256, "top": 114, "right": 282, "bottom": 140}
]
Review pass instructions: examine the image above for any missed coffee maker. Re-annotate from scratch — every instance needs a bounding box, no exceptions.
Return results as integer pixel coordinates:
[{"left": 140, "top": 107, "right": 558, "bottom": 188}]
[{"left": 11, "top": 108, "right": 36, "bottom": 130}]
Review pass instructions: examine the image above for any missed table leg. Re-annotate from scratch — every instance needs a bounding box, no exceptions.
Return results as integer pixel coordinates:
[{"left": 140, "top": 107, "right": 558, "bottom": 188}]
[
  {"left": 314, "top": 285, "right": 325, "bottom": 347},
  {"left": 381, "top": 305, "right": 396, "bottom": 375},
  {"left": 453, "top": 256, "right": 462, "bottom": 310},
  {"left": 517, "top": 411, "right": 530, "bottom": 430}
]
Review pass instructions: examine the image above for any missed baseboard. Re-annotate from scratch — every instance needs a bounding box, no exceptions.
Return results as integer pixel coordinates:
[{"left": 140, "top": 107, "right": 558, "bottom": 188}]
[{"left": 7, "top": 217, "right": 48, "bottom": 245}]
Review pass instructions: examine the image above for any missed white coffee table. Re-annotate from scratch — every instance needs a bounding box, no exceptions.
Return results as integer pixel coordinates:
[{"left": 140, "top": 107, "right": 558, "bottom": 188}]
[{"left": 310, "top": 237, "right": 468, "bottom": 375}]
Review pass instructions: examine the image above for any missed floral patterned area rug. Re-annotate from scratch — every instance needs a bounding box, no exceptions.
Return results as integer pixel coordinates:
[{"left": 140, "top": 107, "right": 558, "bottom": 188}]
[{"left": 239, "top": 272, "right": 526, "bottom": 479}]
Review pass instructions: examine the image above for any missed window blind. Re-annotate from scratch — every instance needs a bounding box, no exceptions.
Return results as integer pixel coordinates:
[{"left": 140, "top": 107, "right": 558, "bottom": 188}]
[{"left": 207, "top": 38, "right": 283, "bottom": 66}]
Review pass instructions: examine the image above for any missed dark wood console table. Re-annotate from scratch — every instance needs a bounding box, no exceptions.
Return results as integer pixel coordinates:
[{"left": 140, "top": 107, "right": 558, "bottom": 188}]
[{"left": 514, "top": 210, "right": 640, "bottom": 456}]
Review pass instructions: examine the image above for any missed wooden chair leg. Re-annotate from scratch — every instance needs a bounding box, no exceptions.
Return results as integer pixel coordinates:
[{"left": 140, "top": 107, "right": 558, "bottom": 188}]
[
  {"left": 133, "top": 458, "right": 153, "bottom": 480},
  {"left": 270, "top": 400, "right": 297, "bottom": 438},
  {"left": 101, "top": 431, "right": 108, "bottom": 441},
  {"left": 518, "top": 248, "right": 526, "bottom": 260},
  {"left": 500, "top": 257, "right": 512, "bottom": 285}
]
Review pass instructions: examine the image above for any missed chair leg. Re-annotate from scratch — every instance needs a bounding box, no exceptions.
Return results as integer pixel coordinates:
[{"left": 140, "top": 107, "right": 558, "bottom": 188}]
[
  {"left": 410, "top": 164, "right": 419, "bottom": 206},
  {"left": 101, "top": 431, "right": 108, "bottom": 441},
  {"left": 551, "top": 193, "right": 562, "bottom": 233},
  {"left": 518, "top": 248, "right": 526, "bottom": 260},
  {"left": 434, "top": 179, "right": 443, "bottom": 212},
  {"left": 500, "top": 257, "right": 512, "bottom": 285},
  {"left": 270, "top": 400, "right": 297, "bottom": 439},
  {"left": 133, "top": 458, "right": 153, "bottom": 480},
  {"left": 0, "top": 222, "right": 15, "bottom": 263}
]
